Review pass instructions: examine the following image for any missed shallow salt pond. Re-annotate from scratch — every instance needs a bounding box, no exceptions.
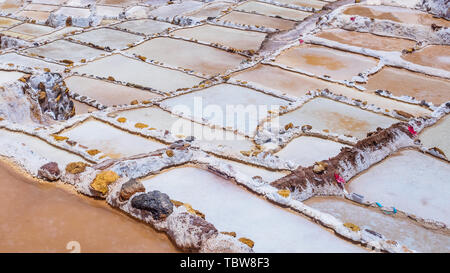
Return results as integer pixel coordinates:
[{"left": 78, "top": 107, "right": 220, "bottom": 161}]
[
  {"left": 170, "top": 24, "right": 267, "bottom": 52},
  {"left": 362, "top": 66, "right": 450, "bottom": 106},
  {"left": 0, "top": 17, "right": 21, "bottom": 29},
  {"left": 70, "top": 28, "right": 144, "bottom": 50},
  {"left": 148, "top": 1, "right": 204, "bottom": 18},
  {"left": 232, "top": 64, "right": 431, "bottom": 117},
  {"left": 73, "top": 100, "right": 97, "bottom": 115},
  {"left": 16, "top": 11, "right": 51, "bottom": 22},
  {"left": 0, "top": 53, "right": 65, "bottom": 72},
  {"left": 125, "top": 37, "right": 247, "bottom": 76},
  {"left": 95, "top": 5, "right": 124, "bottom": 18},
  {"left": 235, "top": 1, "right": 312, "bottom": 21},
  {"left": 65, "top": 76, "right": 162, "bottom": 106},
  {"left": 72, "top": 54, "right": 204, "bottom": 92},
  {"left": 24, "top": 3, "right": 59, "bottom": 12},
  {"left": 115, "top": 106, "right": 254, "bottom": 152},
  {"left": 347, "top": 149, "right": 450, "bottom": 226},
  {"left": 60, "top": 119, "right": 166, "bottom": 159},
  {"left": 141, "top": 166, "right": 364, "bottom": 252},
  {"left": 160, "top": 83, "right": 291, "bottom": 136},
  {"left": 0, "top": 129, "right": 85, "bottom": 167},
  {"left": 274, "top": 44, "right": 379, "bottom": 81},
  {"left": 0, "top": 159, "right": 178, "bottom": 253},
  {"left": 8, "top": 23, "right": 55, "bottom": 38},
  {"left": 419, "top": 115, "right": 450, "bottom": 159},
  {"left": 0, "top": 70, "right": 25, "bottom": 86},
  {"left": 274, "top": 0, "right": 327, "bottom": 9},
  {"left": 342, "top": 5, "right": 450, "bottom": 27},
  {"left": 315, "top": 29, "right": 416, "bottom": 52},
  {"left": 277, "top": 97, "right": 398, "bottom": 139},
  {"left": 275, "top": 136, "right": 349, "bottom": 167},
  {"left": 0, "top": 0, "right": 22, "bottom": 13},
  {"left": 33, "top": 26, "right": 82, "bottom": 43},
  {"left": 113, "top": 19, "right": 176, "bottom": 35},
  {"left": 53, "top": 7, "right": 91, "bottom": 18},
  {"left": 401, "top": 45, "right": 450, "bottom": 72},
  {"left": 305, "top": 197, "right": 450, "bottom": 253},
  {"left": 217, "top": 11, "right": 297, "bottom": 31},
  {"left": 24, "top": 39, "right": 105, "bottom": 63},
  {"left": 183, "top": 1, "right": 232, "bottom": 20}
]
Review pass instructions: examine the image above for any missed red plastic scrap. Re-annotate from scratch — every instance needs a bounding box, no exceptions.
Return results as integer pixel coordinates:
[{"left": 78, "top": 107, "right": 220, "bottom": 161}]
[
  {"left": 350, "top": 16, "right": 356, "bottom": 21},
  {"left": 299, "top": 39, "right": 304, "bottom": 44},
  {"left": 334, "top": 173, "right": 346, "bottom": 185},
  {"left": 408, "top": 125, "right": 417, "bottom": 136}
]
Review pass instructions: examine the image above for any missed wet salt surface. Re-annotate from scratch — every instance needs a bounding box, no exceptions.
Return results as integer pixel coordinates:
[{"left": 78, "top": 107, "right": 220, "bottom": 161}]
[
  {"left": 69, "top": 28, "right": 144, "bottom": 50},
  {"left": 65, "top": 76, "right": 162, "bottom": 106},
  {"left": 236, "top": 1, "right": 312, "bottom": 21},
  {"left": 0, "top": 70, "right": 25, "bottom": 86},
  {"left": 72, "top": 54, "right": 204, "bottom": 92},
  {"left": 305, "top": 197, "right": 450, "bottom": 253},
  {"left": 126, "top": 37, "right": 247, "bottom": 76},
  {"left": 348, "top": 149, "right": 450, "bottom": 226},
  {"left": 142, "top": 166, "right": 365, "bottom": 252},
  {"left": 161, "top": 83, "right": 291, "bottom": 136},
  {"left": 115, "top": 106, "right": 254, "bottom": 152},
  {"left": 363, "top": 66, "right": 450, "bottom": 106},
  {"left": 275, "top": 0, "right": 327, "bottom": 9},
  {"left": 277, "top": 97, "right": 398, "bottom": 139},
  {"left": 0, "top": 53, "right": 65, "bottom": 72},
  {"left": 342, "top": 5, "right": 450, "bottom": 27},
  {"left": 60, "top": 119, "right": 166, "bottom": 159},
  {"left": 171, "top": 24, "right": 267, "bottom": 51},
  {"left": 0, "top": 159, "right": 178, "bottom": 253},
  {"left": 218, "top": 11, "right": 297, "bottom": 30},
  {"left": 232, "top": 64, "right": 432, "bottom": 117},
  {"left": 401, "top": 45, "right": 450, "bottom": 72},
  {"left": 275, "top": 136, "right": 349, "bottom": 167},
  {"left": 113, "top": 19, "right": 175, "bottom": 35},
  {"left": 274, "top": 44, "right": 379, "bottom": 81},
  {"left": 315, "top": 29, "right": 416, "bottom": 52},
  {"left": 24, "top": 40, "right": 105, "bottom": 63},
  {"left": 420, "top": 115, "right": 450, "bottom": 159}
]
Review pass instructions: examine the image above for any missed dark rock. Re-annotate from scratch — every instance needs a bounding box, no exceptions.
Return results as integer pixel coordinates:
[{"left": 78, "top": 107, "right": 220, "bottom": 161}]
[
  {"left": 119, "top": 179, "right": 145, "bottom": 201},
  {"left": 131, "top": 190, "right": 173, "bottom": 220},
  {"left": 38, "top": 162, "right": 61, "bottom": 181}
]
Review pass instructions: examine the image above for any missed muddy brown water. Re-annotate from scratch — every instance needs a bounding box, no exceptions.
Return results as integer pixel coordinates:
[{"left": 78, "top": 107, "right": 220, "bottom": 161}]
[{"left": 0, "top": 159, "right": 178, "bottom": 253}]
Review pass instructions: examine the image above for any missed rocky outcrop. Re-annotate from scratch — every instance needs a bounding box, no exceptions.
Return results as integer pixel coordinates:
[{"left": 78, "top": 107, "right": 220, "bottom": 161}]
[
  {"left": 119, "top": 179, "right": 145, "bottom": 202},
  {"left": 130, "top": 191, "right": 173, "bottom": 220},
  {"left": 38, "top": 162, "right": 61, "bottom": 181},
  {"left": 271, "top": 122, "right": 416, "bottom": 200},
  {"left": 26, "top": 72, "right": 75, "bottom": 121},
  {"left": 167, "top": 212, "right": 218, "bottom": 250}
]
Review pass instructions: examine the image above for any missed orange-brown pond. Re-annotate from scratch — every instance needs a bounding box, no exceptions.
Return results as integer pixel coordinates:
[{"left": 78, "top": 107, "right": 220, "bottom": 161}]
[
  {"left": 401, "top": 45, "right": 450, "bottom": 71},
  {"left": 315, "top": 29, "right": 416, "bottom": 52},
  {"left": 343, "top": 5, "right": 450, "bottom": 27},
  {"left": 0, "top": 159, "right": 178, "bottom": 253},
  {"left": 362, "top": 66, "right": 450, "bottom": 105}
]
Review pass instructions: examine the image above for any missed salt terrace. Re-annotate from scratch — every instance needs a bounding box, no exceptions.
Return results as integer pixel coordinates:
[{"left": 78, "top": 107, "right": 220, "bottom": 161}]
[{"left": 0, "top": 0, "right": 449, "bottom": 253}]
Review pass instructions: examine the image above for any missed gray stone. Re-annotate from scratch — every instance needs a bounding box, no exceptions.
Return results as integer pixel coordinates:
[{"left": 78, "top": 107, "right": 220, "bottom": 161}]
[
  {"left": 38, "top": 162, "right": 61, "bottom": 181},
  {"left": 119, "top": 179, "right": 145, "bottom": 201},
  {"left": 131, "top": 190, "right": 173, "bottom": 220}
]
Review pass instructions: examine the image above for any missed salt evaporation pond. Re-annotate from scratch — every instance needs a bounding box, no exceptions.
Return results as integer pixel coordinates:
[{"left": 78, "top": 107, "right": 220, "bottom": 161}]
[
  {"left": 275, "top": 136, "right": 349, "bottom": 167},
  {"left": 420, "top": 115, "right": 450, "bottom": 159},
  {"left": 60, "top": 119, "right": 166, "bottom": 159},
  {"left": 277, "top": 97, "right": 398, "bottom": 139},
  {"left": 305, "top": 197, "right": 450, "bottom": 253},
  {"left": 348, "top": 149, "right": 450, "bottom": 226},
  {"left": 115, "top": 106, "right": 254, "bottom": 152},
  {"left": 218, "top": 11, "right": 297, "bottom": 31},
  {"left": 274, "top": 44, "right": 379, "bottom": 81},
  {"left": 160, "top": 83, "right": 291, "bottom": 136},
  {"left": 232, "top": 64, "right": 431, "bottom": 117},
  {"left": 141, "top": 166, "right": 365, "bottom": 252},
  {"left": 0, "top": 159, "right": 178, "bottom": 253}
]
